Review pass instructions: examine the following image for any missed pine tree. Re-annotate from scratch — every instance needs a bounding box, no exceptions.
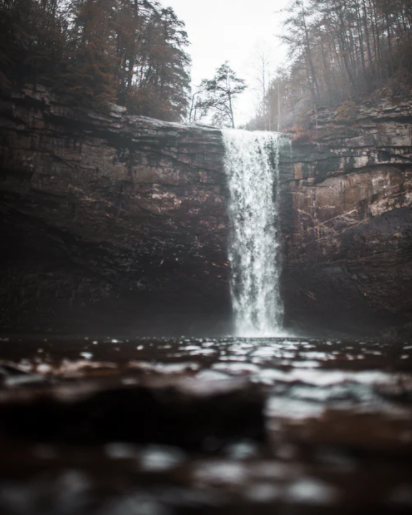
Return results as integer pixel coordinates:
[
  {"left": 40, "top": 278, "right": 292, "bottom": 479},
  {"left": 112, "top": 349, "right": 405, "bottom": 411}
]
[
  {"left": 197, "top": 62, "right": 247, "bottom": 128},
  {"left": 0, "top": 0, "right": 66, "bottom": 89},
  {"left": 0, "top": 0, "right": 192, "bottom": 119},
  {"left": 125, "top": 5, "right": 191, "bottom": 121},
  {"left": 59, "top": 0, "right": 118, "bottom": 109}
]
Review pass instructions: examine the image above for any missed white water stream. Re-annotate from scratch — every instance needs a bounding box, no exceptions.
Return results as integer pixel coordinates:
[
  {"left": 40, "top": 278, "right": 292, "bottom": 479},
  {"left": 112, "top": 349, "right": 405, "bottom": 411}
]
[{"left": 223, "top": 129, "right": 289, "bottom": 337}]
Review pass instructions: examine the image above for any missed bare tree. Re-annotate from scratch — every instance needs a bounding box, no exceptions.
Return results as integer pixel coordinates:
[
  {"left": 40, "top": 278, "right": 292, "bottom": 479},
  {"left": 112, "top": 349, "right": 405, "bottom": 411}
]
[{"left": 247, "top": 0, "right": 412, "bottom": 131}]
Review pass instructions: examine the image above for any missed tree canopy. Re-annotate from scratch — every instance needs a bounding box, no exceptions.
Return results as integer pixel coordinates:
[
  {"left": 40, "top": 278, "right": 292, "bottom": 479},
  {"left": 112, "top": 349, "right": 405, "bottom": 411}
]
[
  {"left": 192, "top": 62, "right": 247, "bottom": 128},
  {"left": 247, "top": 0, "right": 412, "bottom": 132},
  {"left": 0, "top": 0, "right": 191, "bottom": 121}
]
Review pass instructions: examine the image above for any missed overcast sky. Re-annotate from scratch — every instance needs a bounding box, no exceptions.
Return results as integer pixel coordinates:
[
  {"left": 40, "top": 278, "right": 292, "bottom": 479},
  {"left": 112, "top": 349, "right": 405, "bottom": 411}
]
[{"left": 166, "top": 0, "right": 290, "bottom": 125}]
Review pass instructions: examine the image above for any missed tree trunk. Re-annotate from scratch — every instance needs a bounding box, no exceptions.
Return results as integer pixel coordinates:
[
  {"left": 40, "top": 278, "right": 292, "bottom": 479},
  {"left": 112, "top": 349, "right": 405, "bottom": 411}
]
[{"left": 361, "top": 0, "right": 375, "bottom": 80}]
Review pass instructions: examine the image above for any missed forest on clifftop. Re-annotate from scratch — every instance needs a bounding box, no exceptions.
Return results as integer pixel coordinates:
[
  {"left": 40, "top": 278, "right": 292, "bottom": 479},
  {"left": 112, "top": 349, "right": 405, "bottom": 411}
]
[
  {"left": 1, "top": 0, "right": 411, "bottom": 127},
  {"left": 247, "top": 0, "right": 412, "bottom": 132},
  {"left": 0, "top": 0, "right": 191, "bottom": 121}
]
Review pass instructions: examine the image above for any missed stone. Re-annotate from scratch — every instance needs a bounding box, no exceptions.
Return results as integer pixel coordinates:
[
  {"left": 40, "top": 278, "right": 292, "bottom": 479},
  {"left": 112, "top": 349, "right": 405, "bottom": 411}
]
[
  {"left": 0, "top": 86, "right": 412, "bottom": 337},
  {"left": 0, "top": 86, "right": 231, "bottom": 336},
  {"left": 281, "top": 98, "right": 412, "bottom": 336}
]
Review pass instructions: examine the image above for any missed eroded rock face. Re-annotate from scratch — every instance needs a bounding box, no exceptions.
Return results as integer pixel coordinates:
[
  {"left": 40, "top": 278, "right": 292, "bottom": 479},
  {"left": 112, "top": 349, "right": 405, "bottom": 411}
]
[
  {"left": 0, "top": 86, "right": 411, "bottom": 336},
  {"left": 0, "top": 86, "right": 231, "bottom": 335},
  {"left": 281, "top": 100, "right": 412, "bottom": 336}
]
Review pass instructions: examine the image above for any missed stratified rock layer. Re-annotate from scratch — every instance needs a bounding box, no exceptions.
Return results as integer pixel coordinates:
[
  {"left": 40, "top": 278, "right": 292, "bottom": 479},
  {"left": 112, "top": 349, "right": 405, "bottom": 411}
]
[
  {"left": 0, "top": 86, "right": 230, "bottom": 335},
  {"left": 0, "top": 87, "right": 411, "bottom": 336},
  {"left": 280, "top": 100, "right": 412, "bottom": 335}
]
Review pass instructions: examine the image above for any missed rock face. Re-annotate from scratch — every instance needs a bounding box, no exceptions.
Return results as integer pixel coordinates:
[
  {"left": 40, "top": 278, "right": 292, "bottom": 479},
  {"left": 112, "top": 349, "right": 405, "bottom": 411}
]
[
  {"left": 280, "top": 100, "right": 412, "bottom": 336},
  {"left": 0, "top": 86, "right": 411, "bottom": 336},
  {"left": 0, "top": 86, "right": 230, "bottom": 335}
]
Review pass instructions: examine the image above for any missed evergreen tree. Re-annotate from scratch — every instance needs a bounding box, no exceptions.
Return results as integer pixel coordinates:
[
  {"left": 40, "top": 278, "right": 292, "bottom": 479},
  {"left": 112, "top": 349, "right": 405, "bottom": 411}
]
[
  {"left": 248, "top": 0, "right": 412, "bottom": 132},
  {"left": 126, "top": 6, "right": 190, "bottom": 120},
  {"left": 0, "top": 0, "right": 66, "bottom": 89},
  {"left": 59, "top": 0, "right": 118, "bottom": 109},
  {"left": 197, "top": 62, "right": 247, "bottom": 128},
  {"left": 0, "top": 0, "right": 191, "bottom": 120}
]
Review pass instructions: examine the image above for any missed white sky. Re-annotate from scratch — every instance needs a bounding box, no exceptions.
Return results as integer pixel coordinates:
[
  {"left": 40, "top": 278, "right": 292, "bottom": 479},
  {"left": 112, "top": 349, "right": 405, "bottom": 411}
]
[{"left": 166, "top": 0, "right": 290, "bottom": 125}]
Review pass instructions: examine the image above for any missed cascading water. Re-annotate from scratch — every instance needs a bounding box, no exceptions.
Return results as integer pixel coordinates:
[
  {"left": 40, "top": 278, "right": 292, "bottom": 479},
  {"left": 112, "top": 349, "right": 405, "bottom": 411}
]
[{"left": 223, "top": 129, "right": 288, "bottom": 337}]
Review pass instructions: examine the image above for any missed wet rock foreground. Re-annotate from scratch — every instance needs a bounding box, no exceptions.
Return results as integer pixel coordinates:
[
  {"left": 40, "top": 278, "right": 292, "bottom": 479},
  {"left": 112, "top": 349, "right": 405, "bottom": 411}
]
[{"left": 0, "top": 336, "right": 411, "bottom": 514}]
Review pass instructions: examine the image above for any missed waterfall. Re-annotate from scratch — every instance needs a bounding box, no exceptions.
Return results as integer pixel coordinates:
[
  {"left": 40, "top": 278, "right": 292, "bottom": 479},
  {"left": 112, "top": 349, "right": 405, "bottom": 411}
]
[{"left": 223, "top": 129, "right": 288, "bottom": 337}]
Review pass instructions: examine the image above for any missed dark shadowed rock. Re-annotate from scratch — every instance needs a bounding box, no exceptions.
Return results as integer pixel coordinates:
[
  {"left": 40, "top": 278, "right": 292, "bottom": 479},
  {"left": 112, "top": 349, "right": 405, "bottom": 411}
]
[
  {"left": 279, "top": 99, "right": 412, "bottom": 336},
  {"left": 0, "top": 375, "right": 265, "bottom": 448},
  {"left": 0, "top": 86, "right": 412, "bottom": 336},
  {"left": 0, "top": 86, "right": 231, "bottom": 336}
]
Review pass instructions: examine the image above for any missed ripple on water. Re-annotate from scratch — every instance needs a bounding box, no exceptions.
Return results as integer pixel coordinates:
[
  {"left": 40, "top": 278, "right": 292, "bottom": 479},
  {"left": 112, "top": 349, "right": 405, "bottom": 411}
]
[
  {"left": 289, "top": 385, "right": 342, "bottom": 403},
  {"left": 104, "top": 443, "right": 137, "bottom": 460},
  {"left": 139, "top": 446, "right": 185, "bottom": 472},
  {"left": 291, "top": 360, "right": 321, "bottom": 368},
  {"left": 212, "top": 362, "right": 260, "bottom": 374},
  {"left": 101, "top": 496, "right": 171, "bottom": 515},
  {"left": 201, "top": 341, "right": 217, "bottom": 348},
  {"left": 245, "top": 483, "right": 282, "bottom": 503},
  {"left": 130, "top": 362, "right": 200, "bottom": 374},
  {"left": 301, "top": 351, "right": 336, "bottom": 361},
  {"left": 225, "top": 441, "right": 258, "bottom": 460},
  {"left": 228, "top": 343, "right": 254, "bottom": 355},
  {"left": 194, "top": 461, "right": 248, "bottom": 485},
  {"left": 284, "top": 478, "right": 340, "bottom": 505},
  {"left": 267, "top": 397, "right": 326, "bottom": 419},
  {"left": 187, "top": 348, "right": 217, "bottom": 356},
  {"left": 250, "top": 347, "right": 279, "bottom": 358},
  {"left": 250, "top": 462, "right": 293, "bottom": 479},
  {"left": 256, "top": 368, "right": 398, "bottom": 387},
  {"left": 195, "top": 370, "right": 231, "bottom": 381}
]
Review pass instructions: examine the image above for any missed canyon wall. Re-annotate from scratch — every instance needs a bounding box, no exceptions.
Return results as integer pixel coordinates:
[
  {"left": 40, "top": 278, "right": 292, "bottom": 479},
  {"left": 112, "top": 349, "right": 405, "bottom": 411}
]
[
  {"left": 0, "top": 86, "right": 411, "bottom": 336},
  {"left": 280, "top": 100, "right": 412, "bottom": 336},
  {"left": 0, "top": 86, "right": 230, "bottom": 335}
]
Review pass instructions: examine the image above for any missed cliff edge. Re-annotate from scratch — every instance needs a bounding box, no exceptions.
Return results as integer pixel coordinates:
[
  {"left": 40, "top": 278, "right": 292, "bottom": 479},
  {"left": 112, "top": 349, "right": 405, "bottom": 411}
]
[
  {"left": 282, "top": 99, "right": 412, "bottom": 336},
  {"left": 1, "top": 87, "right": 411, "bottom": 336},
  {"left": 0, "top": 86, "right": 230, "bottom": 335}
]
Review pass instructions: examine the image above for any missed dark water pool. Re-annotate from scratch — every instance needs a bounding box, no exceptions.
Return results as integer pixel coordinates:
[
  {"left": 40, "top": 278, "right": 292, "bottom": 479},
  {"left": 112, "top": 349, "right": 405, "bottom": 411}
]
[{"left": 0, "top": 336, "right": 411, "bottom": 514}]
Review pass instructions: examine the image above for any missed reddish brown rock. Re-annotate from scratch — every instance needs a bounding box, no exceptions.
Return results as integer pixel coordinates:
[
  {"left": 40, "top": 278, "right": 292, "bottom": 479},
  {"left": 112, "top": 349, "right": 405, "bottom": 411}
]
[
  {"left": 280, "top": 99, "right": 412, "bottom": 336},
  {"left": 1, "top": 86, "right": 412, "bottom": 336},
  {"left": 0, "top": 86, "right": 231, "bottom": 335}
]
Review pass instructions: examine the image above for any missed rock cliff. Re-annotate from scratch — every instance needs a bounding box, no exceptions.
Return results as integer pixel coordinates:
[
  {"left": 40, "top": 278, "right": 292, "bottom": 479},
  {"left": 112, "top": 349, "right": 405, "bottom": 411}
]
[
  {"left": 0, "top": 86, "right": 230, "bottom": 335},
  {"left": 0, "top": 86, "right": 411, "bottom": 336},
  {"left": 280, "top": 100, "right": 412, "bottom": 336}
]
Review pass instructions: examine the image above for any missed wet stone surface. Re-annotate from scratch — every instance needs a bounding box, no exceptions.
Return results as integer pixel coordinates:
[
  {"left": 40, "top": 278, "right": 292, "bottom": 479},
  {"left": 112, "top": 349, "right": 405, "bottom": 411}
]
[{"left": 0, "top": 336, "right": 411, "bottom": 514}]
